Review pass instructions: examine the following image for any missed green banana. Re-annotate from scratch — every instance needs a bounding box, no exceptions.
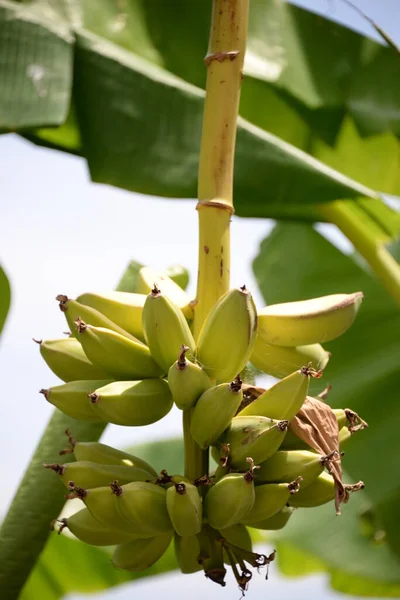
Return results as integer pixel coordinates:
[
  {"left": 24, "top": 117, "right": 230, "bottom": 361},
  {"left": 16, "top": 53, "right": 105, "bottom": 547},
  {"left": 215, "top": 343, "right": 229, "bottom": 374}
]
[
  {"left": 142, "top": 286, "right": 196, "bottom": 372},
  {"left": 220, "top": 523, "right": 252, "bottom": 553},
  {"left": 72, "top": 441, "right": 158, "bottom": 476},
  {"left": 241, "top": 480, "right": 301, "bottom": 524},
  {"left": 257, "top": 292, "right": 363, "bottom": 346},
  {"left": 174, "top": 534, "right": 202, "bottom": 574},
  {"left": 289, "top": 472, "right": 335, "bottom": 507},
  {"left": 166, "top": 482, "right": 202, "bottom": 536},
  {"left": 190, "top": 377, "right": 243, "bottom": 449},
  {"left": 66, "top": 484, "right": 139, "bottom": 534},
  {"left": 196, "top": 287, "right": 258, "bottom": 383},
  {"left": 40, "top": 379, "right": 111, "bottom": 422},
  {"left": 76, "top": 291, "right": 146, "bottom": 339},
  {"left": 113, "top": 481, "right": 172, "bottom": 536},
  {"left": 136, "top": 266, "right": 193, "bottom": 319},
  {"left": 204, "top": 461, "right": 256, "bottom": 530},
  {"left": 220, "top": 416, "right": 288, "bottom": 470},
  {"left": 75, "top": 319, "right": 163, "bottom": 379},
  {"left": 88, "top": 379, "right": 173, "bottom": 426},
  {"left": 279, "top": 426, "right": 311, "bottom": 450},
  {"left": 250, "top": 333, "right": 330, "bottom": 379},
  {"left": 256, "top": 450, "right": 324, "bottom": 488},
  {"left": 112, "top": 532, "right": 173, "bottom": 571},
  {"left": 57, "top": 295, "right": 138, "bottom": 340},
  {"left": 58, "top": 508, "right": 137, "bottom": 546},
  {"left": 37, "top": 337, "right": 111, "bottom": 382},
  {"left": 238, "top": 368, "right": 310, "bottom": 421},
  {"left": 168, "top": 345, "right": 211, "bottom": 410},
  {"left": 44, "top": 460, "right": 154, "bottom": 489},
  {"left": 339, "top": 426, "right": 352, "bottom": 446},
  {"left": 333, "top": 408, "right": 347, "bottom": 429},
  {"left": 246, "top": 506, "right": 294, "bottom": 531}
]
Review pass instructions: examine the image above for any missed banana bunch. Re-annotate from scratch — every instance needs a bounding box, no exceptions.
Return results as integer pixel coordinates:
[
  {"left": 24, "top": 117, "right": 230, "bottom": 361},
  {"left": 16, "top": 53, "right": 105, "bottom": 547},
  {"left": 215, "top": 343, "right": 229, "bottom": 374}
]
[{"left": 39, "top": 270, "right": 367, "bottom": 589}]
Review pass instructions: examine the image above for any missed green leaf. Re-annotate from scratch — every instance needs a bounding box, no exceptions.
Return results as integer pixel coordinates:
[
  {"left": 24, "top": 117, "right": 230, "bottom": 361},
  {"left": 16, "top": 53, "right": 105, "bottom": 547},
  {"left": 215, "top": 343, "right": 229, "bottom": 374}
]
[
  {"left": 0, "top": 412, "right": 107, "bottom": 600},
  {"left": 313, "top": 117, "right": 400, "bottom": 195},
  {"left": 0, "top": 265, "right": 11, "bottom": 336},
  {"left": 252, "top": 222, "right": 400, "bottom": 583},
  {"left": 126, "top": 438, "right": 184, "bottom": 475},
  {"left": 3, "top": 0, "right": 382, "bottom": 210},
  {"left": 21, "top": 530, "right": 178, "bottom": 600},
  {"left": 0, "top": 0, "right": 73, "bottom": 128}
]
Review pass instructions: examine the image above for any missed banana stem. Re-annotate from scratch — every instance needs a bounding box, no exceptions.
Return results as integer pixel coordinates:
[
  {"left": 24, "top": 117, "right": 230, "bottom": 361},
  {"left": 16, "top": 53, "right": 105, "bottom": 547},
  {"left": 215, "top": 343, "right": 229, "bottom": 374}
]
[
  {"left": 184, "top": 0, "right": 249, "bottom": 482},
  {"left": 319, "top": 200, "right": 400, "bottom": 306}
]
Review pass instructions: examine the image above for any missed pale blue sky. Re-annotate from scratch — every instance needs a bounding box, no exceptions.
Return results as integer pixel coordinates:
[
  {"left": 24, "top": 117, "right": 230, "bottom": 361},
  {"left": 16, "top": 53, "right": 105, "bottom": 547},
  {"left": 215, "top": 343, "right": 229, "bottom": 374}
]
[{"left": 1, "top": 1, "right": 397, "bottom": 598}]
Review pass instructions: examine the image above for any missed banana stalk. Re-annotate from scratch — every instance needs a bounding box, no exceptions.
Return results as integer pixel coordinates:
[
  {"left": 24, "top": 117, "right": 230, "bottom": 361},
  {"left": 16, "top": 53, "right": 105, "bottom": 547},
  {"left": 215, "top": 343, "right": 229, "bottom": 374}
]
[{"left": 184, "top": 0, "right": 249, "bottom": 485}]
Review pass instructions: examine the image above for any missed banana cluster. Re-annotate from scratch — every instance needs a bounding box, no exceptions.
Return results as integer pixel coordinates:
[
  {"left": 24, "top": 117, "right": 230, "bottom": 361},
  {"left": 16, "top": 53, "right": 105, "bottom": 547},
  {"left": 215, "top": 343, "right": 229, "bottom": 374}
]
[{"left": 38, "top": 267, "right": 366, "bottom": 590}]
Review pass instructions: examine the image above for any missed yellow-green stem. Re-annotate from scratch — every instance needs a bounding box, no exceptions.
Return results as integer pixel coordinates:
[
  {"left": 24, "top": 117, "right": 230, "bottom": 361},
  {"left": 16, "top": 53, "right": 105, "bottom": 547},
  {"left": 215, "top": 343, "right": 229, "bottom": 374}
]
[
  {"left": 320, "top": 200, "right": 400, "bottom": 306},
  {"left": 184, "top": 0, "right": 249, "bottom": 481}
]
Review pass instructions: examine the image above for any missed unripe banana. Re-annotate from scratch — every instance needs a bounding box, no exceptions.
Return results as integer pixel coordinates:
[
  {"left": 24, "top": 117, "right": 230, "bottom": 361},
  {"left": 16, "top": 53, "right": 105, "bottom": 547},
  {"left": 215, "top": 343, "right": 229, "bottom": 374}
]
[
  {"left": 257, "top": 292, "right": 363, "bottom": 346},
  {"left": 190, "top": 377, "right": 243, "bottom": 449},
  {"left": 67, "top": 484, "right": 139, "bottom": 534},
  {"left": 56, "top": 295, "right": 138, "bottom": 340},
  {"left": 339, "top": 426, "right": 352, "bottom": 446},
  {"left": 75, "top": 319, "right": 163, "bottom": 379},
  {"left": 246, "top": 506, "right": 294, "bottom": 531},
  {"left": 241, "top": 480, "right": 301, "bottom": 524},
  {"left": 72, "top": 441, "right": 158, "bottom": 476},
  {"left": 333, "top": 408, "right": 347, "bottom": 429},
  {"left": 40, "top": 380, "right": 111, "bottom": 422},
  {"left": 136, "top": 266, "right": 193, "bottom": 319},
  {"left": 37, "top": 337, "right": 111, "bottom": 382},
  {"left": 220, "top": 416, "right": 288, "bottom": 470},
  {"left": 219, "top": 523, "right": 252, "bottom": 553},
  {"left": 289, "top": 472, "right": 335, "bottom": 507},
  {"left": 168, "top": 345, "right": 211, "bottom": 410},
  {"left": 112, "top": 532, "right": 173, "bottom": 571},
  {"left": 142, "top": 286, "right": 196, "bottom": 373},
  {"left": 238, "top": 368, "right": 310, "bottom": 421},
  {"left": 250, "top": 333, "right": 330, "bottom": 379},
  {"left": 204, "top": 461, "right": 256, "bottom": 530},
  {"left": 76, "top": 291, "right": 146, "bottom": 340},
  {"left": 256, "top": 450, "right": 324, "bottom": 488},
  {"left": 279, "top": 426, "right": 310, "bottom": 450},
  {"left": 58, "top": 508, "right": 137, "bottom": 546},
  {"left": 88, "top": 379, "right": 173, "bottom": 426},
  {"left": 166, "top": 482, "right": 202, "bottom": 536},
  {"left": 114, "top": 481, "right": 172, "bottom": 536},
  {"left": 44, "top": 460, "right": 154, "bottom": 489},
  {"left": 174, "top": 534, "right": 202, "bottom": 574},
  {"left": 196, "top": 287, "right": 258, "bottom": 383}
]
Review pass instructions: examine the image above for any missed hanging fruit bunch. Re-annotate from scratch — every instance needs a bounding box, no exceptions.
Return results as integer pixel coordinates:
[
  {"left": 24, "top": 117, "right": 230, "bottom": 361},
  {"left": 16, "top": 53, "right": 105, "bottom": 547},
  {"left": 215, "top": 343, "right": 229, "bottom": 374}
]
[{"left": 38, "top": 265, "right": 367, "bottom": 591}]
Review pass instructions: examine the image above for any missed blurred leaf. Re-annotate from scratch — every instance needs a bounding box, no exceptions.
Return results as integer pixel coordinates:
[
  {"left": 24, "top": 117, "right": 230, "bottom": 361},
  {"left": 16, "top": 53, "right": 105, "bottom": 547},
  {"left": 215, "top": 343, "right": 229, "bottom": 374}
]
[
  {"left": 253, "top": 223, "right": 400, "bottom": 575},
  {"left": 275, "top": 496, "right": 400, "bottom": 596},
  {"left": 21, "top": 530, "right": 178, "bottom": 600},
  {"left": 314, "top": 117, "right": 400, "bottom": 195},
  {"left": 126, "top": 438, "right": 184, "bottom": 475},
  {"left": 3, "top": 0, "right": 386, "bottom": 212},
  {"left": 0, "top": 265, "right": 11, "bottom": 336},
  {"left": 0, "top": 0, "right": 72, "bottom": 128},
  {"left": 0, "top": 412, "right": 106, "bottom": 600}
]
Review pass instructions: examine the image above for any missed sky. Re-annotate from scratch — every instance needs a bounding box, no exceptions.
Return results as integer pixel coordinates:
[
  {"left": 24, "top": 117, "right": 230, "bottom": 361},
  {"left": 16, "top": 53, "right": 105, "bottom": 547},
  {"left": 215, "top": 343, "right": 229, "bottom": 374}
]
[{"left": 0, "top": 0, "right": 397, "bottom": 599}]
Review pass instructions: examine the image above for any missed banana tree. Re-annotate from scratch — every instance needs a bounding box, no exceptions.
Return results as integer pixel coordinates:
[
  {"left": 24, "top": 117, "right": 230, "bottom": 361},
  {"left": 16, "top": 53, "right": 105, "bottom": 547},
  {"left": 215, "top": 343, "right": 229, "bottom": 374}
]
[{"left": 1, "top": 0, "right": 400, "bottom": 598}]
